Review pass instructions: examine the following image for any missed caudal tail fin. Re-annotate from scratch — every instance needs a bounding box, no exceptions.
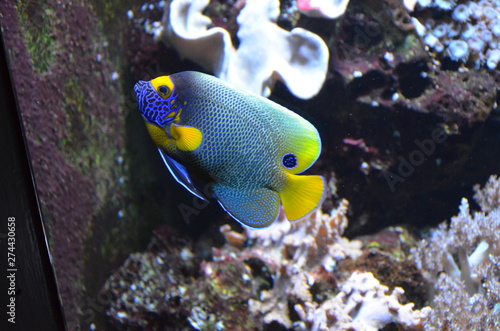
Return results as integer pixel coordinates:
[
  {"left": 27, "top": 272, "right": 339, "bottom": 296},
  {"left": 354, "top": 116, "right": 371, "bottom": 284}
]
[{"left": 279, "top": 174, "right": 326, "bottom": 222}]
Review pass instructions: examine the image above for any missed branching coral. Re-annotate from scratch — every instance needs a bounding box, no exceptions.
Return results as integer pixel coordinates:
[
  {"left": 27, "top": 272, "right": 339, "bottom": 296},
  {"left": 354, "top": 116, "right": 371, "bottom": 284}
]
[
  {"left": 158, "top": 0, "right": 329, "bottom": 98},
  {"left": 473, "top": 174, "right": 500, "bottom": 213},
  {"left": 294, "top": 271, "right": 431, "bottom": 330},
  {"left": 243, "top": 199, "right": 363, "bottom": 272},
  {"left": 241, "top": 200, "right": 363, "bottom": 328},
  {"left": 413, "top": 175, "right": 500, "bottom": 329},
  {"left": 226, "top": 200, "right": 430, "bottom": 330}
]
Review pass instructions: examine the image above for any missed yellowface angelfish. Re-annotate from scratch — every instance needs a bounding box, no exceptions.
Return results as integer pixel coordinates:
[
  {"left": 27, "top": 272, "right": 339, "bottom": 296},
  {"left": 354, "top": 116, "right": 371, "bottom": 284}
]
[{"left": 134, "top": 71, "right": 326, "bottom": 228}]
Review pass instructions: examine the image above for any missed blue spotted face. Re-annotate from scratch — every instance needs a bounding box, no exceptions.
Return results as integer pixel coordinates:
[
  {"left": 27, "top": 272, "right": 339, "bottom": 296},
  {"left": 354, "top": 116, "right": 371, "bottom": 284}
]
[{"left": 134, "top": 76, "right": 183, "bottom": 127}]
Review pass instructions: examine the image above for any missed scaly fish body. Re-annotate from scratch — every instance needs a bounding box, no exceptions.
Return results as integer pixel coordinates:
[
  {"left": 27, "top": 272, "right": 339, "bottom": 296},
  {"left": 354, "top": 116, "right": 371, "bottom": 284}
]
[{"left": 134, "top": 71, "right": 325, "bottom": 228}]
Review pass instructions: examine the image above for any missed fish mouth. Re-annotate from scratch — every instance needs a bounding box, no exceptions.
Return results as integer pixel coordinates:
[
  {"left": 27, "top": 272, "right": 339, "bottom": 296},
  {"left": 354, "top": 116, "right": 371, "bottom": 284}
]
[
  {"left": 134, "top": 80, "right": 151, "bottom": 115},
  {"left": 133, "top": 80, "right": 149, "bottom": 98}
]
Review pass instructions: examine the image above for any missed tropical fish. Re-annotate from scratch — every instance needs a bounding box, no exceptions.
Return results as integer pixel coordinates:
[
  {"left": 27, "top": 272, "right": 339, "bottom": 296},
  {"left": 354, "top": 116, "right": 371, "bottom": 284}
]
[{"left": 134, "top": 71, "right": 325, "bottom": 228}]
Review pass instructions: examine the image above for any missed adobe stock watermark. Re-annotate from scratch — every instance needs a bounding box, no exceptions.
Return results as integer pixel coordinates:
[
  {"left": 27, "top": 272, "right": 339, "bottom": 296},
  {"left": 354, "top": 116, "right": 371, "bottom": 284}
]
[
  {"left": 79, "top": 292, "right": 112, "bottom": 325},
  {"left": 383, "top": 126, "right": 448, "bottom": 192},
  {"left": 178, "top": 183, "right": 212, "bottom": 225},
  {"left": 67, "top": 266, "right": 138, "bottom": 330},
  {"left": 64, "top": 291, "right": 113, "bottom": 330}
]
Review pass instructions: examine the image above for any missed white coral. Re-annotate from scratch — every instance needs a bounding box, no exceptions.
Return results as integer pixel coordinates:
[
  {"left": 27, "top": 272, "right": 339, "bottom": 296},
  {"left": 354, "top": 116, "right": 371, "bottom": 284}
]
[
  {"left": 245, "top": 199, "right": 362, "bottom": 271},
  {"left": 473, "top": 174, "right": 500, "bottom": 212},
  {"left": 222, "top": 200, "right": 430, "bottom": 330},
  {"left": 161, "top": 0, "right": 233, "bottom": 76},
  {"left": 159, "top": 0, "right": 329, "bottom": 98},
  {"left": 294, "top": 272, "right": 431, "bottom": 331},
  {"left": 414, "top": 175, "right": 500, "bottom": 329}
]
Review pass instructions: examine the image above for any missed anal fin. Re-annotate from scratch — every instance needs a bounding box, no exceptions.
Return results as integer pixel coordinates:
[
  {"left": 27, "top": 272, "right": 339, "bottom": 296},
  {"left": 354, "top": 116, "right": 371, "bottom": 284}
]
[{"left": 211, "top": 184, "right": 280, "bottom": 228}]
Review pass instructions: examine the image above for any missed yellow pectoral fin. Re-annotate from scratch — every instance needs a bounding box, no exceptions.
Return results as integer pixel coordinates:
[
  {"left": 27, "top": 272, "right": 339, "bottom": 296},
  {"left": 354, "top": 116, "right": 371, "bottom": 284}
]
[
  {"left": 279, "top": 174, "right": 326, "bottom": 221},
  {"left": 170, "top": 124, "right": 202, "bottom": 151}
]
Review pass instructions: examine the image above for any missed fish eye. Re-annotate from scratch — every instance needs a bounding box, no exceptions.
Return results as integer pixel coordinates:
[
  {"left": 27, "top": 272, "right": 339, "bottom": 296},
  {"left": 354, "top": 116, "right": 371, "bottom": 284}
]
[
  {"left": 158, "top": 85, "right": 170, "bottom": 96},
  {"left": 282, "top": 153, "right": 298, "bottom": 169}
]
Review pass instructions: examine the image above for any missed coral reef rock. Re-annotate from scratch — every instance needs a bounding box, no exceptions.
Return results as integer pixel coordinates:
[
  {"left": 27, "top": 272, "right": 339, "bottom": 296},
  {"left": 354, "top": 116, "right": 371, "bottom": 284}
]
[{"left": 104, "top": 200, "right": 431, "bottom": 330}]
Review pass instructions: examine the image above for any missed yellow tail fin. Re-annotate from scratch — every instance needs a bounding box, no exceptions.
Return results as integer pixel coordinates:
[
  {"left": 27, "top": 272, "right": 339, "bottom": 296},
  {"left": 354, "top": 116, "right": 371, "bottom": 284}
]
[{"left": 279, "top": 174, "right": 326, "bottom": 221}]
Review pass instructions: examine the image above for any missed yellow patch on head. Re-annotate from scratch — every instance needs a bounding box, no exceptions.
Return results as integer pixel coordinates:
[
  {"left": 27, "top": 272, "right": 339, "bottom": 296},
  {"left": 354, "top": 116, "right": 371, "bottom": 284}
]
[
  {"left": 170, "top": 124, "right": 202, "bottom": 151},
  {"left": 279, "top": 174, "right": 326, "bottom": 221},
  {"left": 151, "top": 76, "right": 175, "bottom": 99},
  {"left": 163, "top": 111, "right": 176, "bottom": 121},
  {"left": 174, "top": 108, "right": 183, "bottom": 122},
  {"left": 144, "top": 121, "right": 172, "bottom": 150},
  {"left": 282, "top": 129, "right": 322, "bottom": 175}
]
